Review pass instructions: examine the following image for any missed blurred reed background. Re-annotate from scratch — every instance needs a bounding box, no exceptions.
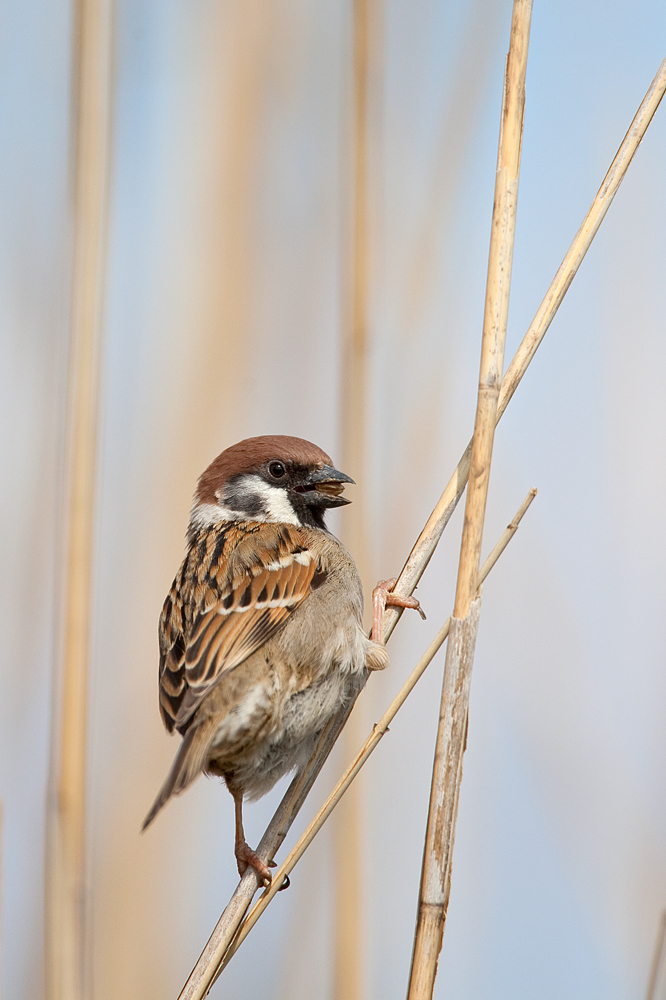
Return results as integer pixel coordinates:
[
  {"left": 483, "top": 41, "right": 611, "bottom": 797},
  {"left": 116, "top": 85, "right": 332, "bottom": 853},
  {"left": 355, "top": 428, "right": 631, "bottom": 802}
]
[{"left": 1, "top": 1, "right": 666, "bottom": 998}]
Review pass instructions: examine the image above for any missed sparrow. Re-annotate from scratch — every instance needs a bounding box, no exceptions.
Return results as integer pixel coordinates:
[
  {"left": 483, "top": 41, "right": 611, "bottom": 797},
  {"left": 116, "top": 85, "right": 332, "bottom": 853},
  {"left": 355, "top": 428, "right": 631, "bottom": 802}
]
[{"left": 142, "top": 435, "right": 423, "bottom": 884}]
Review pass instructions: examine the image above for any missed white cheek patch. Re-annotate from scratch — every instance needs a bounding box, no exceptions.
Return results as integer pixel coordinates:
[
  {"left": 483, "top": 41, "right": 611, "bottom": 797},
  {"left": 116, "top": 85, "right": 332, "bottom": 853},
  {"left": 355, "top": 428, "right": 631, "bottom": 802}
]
[
  {"left": 189, "top": 499, "right": 258, "bottom": 530},
  {"left": 223, "top": 475, "right": 300, "bottom": 526},
  {"left": 189, "top": 475, "right": 302, "bottom": 529},
  {"left": 248, "top": 477, "right": 301, "bottom": 525},
  {"left": 189, "top": 503, "right": 229, "bottom": 531}
]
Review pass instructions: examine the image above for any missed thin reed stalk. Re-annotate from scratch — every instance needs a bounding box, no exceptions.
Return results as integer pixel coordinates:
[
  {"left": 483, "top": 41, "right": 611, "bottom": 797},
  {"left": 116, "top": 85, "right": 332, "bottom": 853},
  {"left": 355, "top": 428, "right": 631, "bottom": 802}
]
[
  {"left": 453, "top": 0, "right": 531, "bottom": 618},
  {"left": 382, "top": 51, "right": 666, "bottom": 643},
  {"left": 45, "top": 1, "right": 112, "bottom": 998},
  {"left": 211, "top": 490, "right": 537, "bottom": 975},
  {"left": 407, "top": 3, "right": 532, "bottom": 994},
  {"left": 177, "top": 48, "right": 666, "bottom": 1000}
]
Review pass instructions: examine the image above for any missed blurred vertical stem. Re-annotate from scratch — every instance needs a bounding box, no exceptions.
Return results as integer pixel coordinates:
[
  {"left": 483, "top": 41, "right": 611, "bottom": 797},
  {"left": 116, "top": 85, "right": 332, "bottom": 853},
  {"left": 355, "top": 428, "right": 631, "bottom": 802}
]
[
  {"left": 407, "top": 2, "right": 532, "bottom": 997},
  {"left": 335, "top": 0, "right": 373, "bottom": 996},
  {"left": 45, "top": 0, "right": 112, "bottom": 997}
]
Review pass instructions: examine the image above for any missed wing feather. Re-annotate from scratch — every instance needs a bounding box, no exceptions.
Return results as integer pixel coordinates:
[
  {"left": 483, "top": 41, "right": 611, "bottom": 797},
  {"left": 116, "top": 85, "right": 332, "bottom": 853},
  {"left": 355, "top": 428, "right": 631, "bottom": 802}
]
[{"left": 158, "top": 522, "right": 317, "bottom": 732}]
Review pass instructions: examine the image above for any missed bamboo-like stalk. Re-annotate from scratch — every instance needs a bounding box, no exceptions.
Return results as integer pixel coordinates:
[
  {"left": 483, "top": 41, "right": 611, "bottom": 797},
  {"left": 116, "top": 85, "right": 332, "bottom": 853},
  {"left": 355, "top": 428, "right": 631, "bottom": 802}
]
[
  {"left": 335, "top": 0, "right": 373, "bottom": 994},
  {"left": 177, "top": 50, "right": 666, "bottom": 1000},
  {"left": 382, "top": 51, "right": 666, "bottom": 642},
  {"left": 646, "top": 910, "right": 666, "bottom": 1000},
  {"left": 408, "top": 597, "right": 483, "bottom": 1000},
  {"left": 45, "top": 0, "right": 112, "bottom": 998},
  {"left": 211, "top": 490, "right": 537, "bottom": 974},
  {"left": 453, "top": 0, "right": 531, "bottom": 619},
  {"left": 407, "top": 4, "right": 531, "bottom": 995}
]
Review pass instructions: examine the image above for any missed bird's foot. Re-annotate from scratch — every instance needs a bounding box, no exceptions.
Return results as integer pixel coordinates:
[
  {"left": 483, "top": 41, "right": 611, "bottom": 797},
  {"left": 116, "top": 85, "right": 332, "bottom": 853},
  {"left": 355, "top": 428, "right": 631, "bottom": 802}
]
[
  {"left": 372, "top": 578, "right": 426, "bottom": 644},
  {"left": 235, "top": 840, "right": 274, "bottom": 887}
]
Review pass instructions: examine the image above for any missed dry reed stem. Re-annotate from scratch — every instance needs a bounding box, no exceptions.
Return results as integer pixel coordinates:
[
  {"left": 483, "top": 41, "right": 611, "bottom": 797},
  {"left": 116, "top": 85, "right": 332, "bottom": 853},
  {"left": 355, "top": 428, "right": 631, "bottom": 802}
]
[
  {"left": 453, "top": 0, "right": 531, "bottom": 617},
  {"left": 177, "top": 48, "right": 666, "bottom": 1000},
  {"left": 646, "top": 910, "right": 666, "bottom": 1000},
  {"left": 408, "top": 598, "right": 482, "bottom": 1000},
  {"left": 45, "top": 1, "right": 112, "bottom": 998},
  {"left": 210, "top": 489, "right": 537, "bottom": 976},
  {"left": 382, "top": 52, "right": 666, "bottom": 640},
  {"left": 408, "top": 4, "right": 531, "bottom": 992}
]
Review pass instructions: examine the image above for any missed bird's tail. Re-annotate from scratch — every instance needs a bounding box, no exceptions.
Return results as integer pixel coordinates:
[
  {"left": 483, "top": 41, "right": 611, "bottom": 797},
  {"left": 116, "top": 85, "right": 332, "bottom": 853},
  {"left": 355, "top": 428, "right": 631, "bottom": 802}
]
[{"left": 142, "top": 717, "right": 218, "bottom": 830}]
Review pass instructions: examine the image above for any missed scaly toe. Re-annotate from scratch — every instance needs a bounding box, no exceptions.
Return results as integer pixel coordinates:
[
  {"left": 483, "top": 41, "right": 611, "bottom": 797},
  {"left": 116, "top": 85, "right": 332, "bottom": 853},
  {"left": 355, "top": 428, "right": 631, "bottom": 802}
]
[
  {"left": 235, "top": 841, "right": 273, "bottom": 885},
  {"left": 386, "top": 592, "right": 426, "bottom": 620}
]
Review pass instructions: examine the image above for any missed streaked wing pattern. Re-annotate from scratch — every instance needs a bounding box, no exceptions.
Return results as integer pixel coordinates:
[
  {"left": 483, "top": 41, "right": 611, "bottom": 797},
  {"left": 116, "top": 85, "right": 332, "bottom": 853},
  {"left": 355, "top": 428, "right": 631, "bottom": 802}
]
[{"left": 158, "top": 522, "right": 317, "bottom": 732}]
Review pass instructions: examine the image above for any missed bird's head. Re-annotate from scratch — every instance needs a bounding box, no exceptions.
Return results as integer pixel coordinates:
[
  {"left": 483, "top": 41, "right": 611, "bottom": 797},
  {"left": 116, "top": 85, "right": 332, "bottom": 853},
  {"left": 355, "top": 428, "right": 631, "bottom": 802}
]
[{"left": 188, "top": 435, "right": 354, "bottom": 538}]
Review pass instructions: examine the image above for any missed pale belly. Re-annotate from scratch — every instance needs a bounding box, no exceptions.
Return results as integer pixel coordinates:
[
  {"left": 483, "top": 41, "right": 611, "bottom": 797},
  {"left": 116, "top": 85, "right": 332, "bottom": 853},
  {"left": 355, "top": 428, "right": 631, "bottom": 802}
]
[{"left": 205, "top": 664, "right": 365, "bottom": 800}]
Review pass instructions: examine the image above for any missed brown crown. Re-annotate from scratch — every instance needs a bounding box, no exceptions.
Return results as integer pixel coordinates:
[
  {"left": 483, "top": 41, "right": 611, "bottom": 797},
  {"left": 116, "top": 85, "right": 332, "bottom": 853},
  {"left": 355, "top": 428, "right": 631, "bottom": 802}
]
[{"left": 195, "top": 435, "right": 335, "bottom": 505}]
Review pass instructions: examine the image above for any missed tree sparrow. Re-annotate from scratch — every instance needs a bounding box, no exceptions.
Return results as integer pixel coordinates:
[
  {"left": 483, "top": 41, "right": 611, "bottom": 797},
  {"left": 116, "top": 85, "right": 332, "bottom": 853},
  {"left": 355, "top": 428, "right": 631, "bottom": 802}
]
[{"left": 143, "top": 435, "right": 422, "bottom": 884}]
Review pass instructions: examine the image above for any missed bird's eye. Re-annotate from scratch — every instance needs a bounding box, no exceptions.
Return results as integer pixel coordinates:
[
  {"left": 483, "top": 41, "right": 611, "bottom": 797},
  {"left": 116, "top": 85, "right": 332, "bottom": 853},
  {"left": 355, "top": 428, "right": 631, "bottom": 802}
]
[{"left": 268, "top": 461, "right": 286, "bottom": 479}]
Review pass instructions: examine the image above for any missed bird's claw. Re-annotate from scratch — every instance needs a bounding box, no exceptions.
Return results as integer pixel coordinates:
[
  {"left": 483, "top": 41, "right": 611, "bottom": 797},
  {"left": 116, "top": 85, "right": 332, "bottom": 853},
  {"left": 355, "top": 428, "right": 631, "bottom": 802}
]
[
  {"left": 372, "top": 578, "right": 426, "bottom": 643},
  {"left": 267, "top": 858, "right": 291, "bottom": 890},
  {"left": 235, "top": 840, "right": 274, "bottom": 886}
]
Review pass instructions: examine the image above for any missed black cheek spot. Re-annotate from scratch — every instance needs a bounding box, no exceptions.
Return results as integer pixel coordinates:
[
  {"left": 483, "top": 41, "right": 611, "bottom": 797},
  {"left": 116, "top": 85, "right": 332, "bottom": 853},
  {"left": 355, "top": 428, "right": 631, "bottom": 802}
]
[
  {"left": 224, "top": 478, "right": 266, "bottom": 517},
  {"left": 241, "top": 494, "right": 265, "bottom": 517}
]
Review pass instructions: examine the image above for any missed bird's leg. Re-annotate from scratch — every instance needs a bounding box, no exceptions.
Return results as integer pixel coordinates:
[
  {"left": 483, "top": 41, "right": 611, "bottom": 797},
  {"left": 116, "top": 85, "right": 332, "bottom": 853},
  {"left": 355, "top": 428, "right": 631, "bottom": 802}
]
[
  {"left": 233, "top": 792, "right": 273, "bottom": 887},
  {"left": 372, "top": 577, "right": 426, "bottom": 644}
]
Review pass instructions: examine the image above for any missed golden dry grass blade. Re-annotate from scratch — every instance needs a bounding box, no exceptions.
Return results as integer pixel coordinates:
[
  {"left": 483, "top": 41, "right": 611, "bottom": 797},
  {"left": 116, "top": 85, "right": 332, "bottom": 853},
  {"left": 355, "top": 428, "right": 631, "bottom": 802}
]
[
  {"left": 453, "top": 0, "right": 531, "bottom": 618},
  {"left": 45, "top": 1, "right": 112, "bottom": 998},
  {"left": 382, "top": 51, "right": 666, "bottom": 641},
  {"left": 408, "top": 4, "right": 532, "bottom": 993},
  {"left": 408, "top": 597, "right": 482, "bottom": 1000}
]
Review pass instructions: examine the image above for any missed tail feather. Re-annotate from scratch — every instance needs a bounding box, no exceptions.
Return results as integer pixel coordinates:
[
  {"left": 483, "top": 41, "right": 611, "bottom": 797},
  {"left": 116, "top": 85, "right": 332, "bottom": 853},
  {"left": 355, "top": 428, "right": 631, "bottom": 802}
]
[{"left": 142, "top": 717, "right": 218, "bottom": 830}]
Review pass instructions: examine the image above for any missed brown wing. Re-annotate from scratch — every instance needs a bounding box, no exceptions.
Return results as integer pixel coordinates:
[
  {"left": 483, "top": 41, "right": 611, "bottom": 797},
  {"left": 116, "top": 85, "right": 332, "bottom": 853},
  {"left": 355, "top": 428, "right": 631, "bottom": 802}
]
[{"left": 158, "top": 522, "right": 317, "bottom": 733}]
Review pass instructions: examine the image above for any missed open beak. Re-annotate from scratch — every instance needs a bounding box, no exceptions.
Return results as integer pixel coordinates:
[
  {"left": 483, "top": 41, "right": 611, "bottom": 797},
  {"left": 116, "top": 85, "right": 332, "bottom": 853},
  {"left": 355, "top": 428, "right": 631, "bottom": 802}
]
[{"left": 292, "top": 465, "right": 355, "bottom": 508}]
